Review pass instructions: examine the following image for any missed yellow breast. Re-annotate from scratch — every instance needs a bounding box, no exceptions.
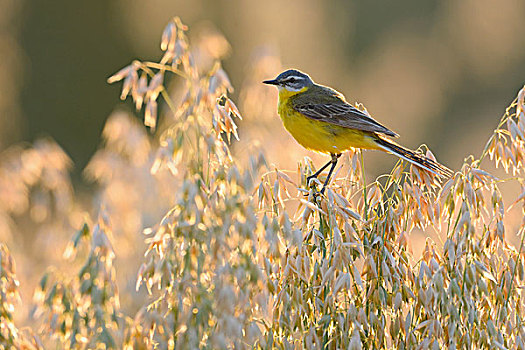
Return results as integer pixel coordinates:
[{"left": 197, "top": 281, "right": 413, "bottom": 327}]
[{"left": 277, "top": 90, "right": 379, "bottom": 154}]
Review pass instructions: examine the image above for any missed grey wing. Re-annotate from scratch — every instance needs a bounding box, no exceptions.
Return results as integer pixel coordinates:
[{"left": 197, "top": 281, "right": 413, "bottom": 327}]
[{"left": 293, "top": 101, "right": 398, "bottom": 137}]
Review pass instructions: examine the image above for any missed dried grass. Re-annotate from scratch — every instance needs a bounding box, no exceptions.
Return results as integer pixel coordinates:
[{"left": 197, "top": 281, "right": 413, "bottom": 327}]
[{"left": 1, "top": 17, "right": 525, "bottom": 349}]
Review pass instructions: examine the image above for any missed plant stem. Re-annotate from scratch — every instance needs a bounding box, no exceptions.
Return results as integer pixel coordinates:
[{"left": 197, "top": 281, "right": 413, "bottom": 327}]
[
  {"left": 476, "top": 98, "right": 517, "bottom": 166},
  {"left": 360, "top": 151, "right": 368, "bottom": 222}
]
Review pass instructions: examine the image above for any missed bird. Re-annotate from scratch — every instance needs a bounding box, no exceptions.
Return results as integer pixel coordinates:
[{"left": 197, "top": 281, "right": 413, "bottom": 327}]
[{"left": 263, "top": 69, "right": 452, "bottom": 194}]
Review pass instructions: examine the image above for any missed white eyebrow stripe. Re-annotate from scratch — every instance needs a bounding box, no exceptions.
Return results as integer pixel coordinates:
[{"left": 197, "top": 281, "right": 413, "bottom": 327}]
[{"left": 283, "top": 76, "right": 305, "bottom": 81}]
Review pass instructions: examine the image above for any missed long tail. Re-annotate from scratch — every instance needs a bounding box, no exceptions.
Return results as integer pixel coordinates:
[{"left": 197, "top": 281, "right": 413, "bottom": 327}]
[{"left": 374, "top": 137, "right": 453, "bottom": 178}]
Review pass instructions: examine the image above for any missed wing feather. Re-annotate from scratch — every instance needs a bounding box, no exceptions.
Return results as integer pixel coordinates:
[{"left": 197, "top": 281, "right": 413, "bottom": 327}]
[{"left": 292, "top": 88, "right": 398, "bottom": 137}]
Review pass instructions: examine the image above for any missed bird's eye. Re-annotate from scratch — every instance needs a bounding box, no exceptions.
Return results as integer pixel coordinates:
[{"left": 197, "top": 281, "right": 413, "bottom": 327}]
[{"left": 288, "top": 78, "right": 296, "bottom": 83}]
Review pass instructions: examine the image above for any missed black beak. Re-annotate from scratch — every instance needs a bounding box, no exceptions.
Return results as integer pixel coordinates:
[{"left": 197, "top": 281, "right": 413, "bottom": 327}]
[{"left": 263, "top": 79, "right": 279, "bottom": 85}]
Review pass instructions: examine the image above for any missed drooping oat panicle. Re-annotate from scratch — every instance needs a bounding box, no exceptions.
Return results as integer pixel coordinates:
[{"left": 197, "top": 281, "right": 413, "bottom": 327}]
[
  {"left": 5, "top": 16, "right": 524, "bottom": 350},
  {"left": 0, "top": 244, "right": 44, "bottom": 348},
  {"left": 33, "top": 215, "right": 121, "bottom": 349}
]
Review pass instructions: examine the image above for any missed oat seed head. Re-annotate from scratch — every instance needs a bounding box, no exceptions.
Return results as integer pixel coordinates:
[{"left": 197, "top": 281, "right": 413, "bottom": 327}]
[{"left": 2, "top": 17, "right": 525, "bottom": 349}]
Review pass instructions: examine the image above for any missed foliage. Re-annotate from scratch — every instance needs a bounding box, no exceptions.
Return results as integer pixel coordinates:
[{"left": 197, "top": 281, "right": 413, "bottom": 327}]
[{"left": 1, "top": 17, "right": 525, "bottom": 349}]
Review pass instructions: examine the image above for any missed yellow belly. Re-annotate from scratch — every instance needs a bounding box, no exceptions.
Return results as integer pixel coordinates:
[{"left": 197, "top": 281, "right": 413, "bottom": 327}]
[{"left": 278, "top": 101, "right": 379, "bottom": 154}]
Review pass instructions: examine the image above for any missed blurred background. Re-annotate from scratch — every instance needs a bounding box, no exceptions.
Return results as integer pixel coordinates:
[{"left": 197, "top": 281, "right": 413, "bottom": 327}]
[
  {"left": 3, "top": 0, "right": 524, "bottom": 178},
  {"left": 2, "top": 0, "right": 525, "bottom": 331}
]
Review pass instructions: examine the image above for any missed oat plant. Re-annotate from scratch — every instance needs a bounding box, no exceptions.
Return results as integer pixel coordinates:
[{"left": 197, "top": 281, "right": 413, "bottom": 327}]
[{"left": 2, "top": 16, "right": 525, "bottom": 349}]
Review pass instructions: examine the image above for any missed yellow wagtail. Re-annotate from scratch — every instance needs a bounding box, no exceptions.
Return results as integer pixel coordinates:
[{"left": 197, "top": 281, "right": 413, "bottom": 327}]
[{"left": 263, "top": 69, "right": 452, "bottom": 193}]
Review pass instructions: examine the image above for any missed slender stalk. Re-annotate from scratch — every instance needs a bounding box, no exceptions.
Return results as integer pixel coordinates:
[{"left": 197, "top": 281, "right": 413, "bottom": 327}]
[
  {"left": 360, "top": 151, "right": 368, "bottom": 222},
  {"left": 502, "top": 226, "right": 525, "bottom": 314},
  {"left": 138, "top": 64, "right": 178, "bottom": 116},
  {"left": 476, "top": 98, "right": 517, "bottom": 166},
  {"left": 143, "top": 61, "right": 191, "bottom": 81}
]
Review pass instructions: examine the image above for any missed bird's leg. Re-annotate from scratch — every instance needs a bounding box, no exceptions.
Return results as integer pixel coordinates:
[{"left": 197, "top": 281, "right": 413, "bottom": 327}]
[
  {"left": 320, "top": 153, "right": 341, "bottom": 194},
  {"left": 306, "top": 159, "right": 333, "bottom": 188}
]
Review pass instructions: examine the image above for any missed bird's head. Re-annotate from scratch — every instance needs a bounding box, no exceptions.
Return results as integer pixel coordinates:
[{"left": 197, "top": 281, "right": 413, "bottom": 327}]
[{"left": 263, "top": 69, "right": 314, "bottom": 92}]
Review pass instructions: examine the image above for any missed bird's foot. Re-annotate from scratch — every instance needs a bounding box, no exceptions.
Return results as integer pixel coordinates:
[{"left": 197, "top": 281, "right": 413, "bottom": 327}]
[
  {"left": 306, "top": 174, "right": 316, "bottom": 187},
  {"left": 303, "top": 180, "right": 324, "bottom": 206},
  {"left": 312, "top": 191, "right": 322, "bottom": 206},
  {"left": 303, "top": 175, "right": 319, "bottom": 196}
]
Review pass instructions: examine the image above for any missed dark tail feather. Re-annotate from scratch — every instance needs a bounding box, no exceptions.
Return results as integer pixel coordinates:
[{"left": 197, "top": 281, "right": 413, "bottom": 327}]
[{"left": 374, "top": 137, "right": 453, "bottom": 178}]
